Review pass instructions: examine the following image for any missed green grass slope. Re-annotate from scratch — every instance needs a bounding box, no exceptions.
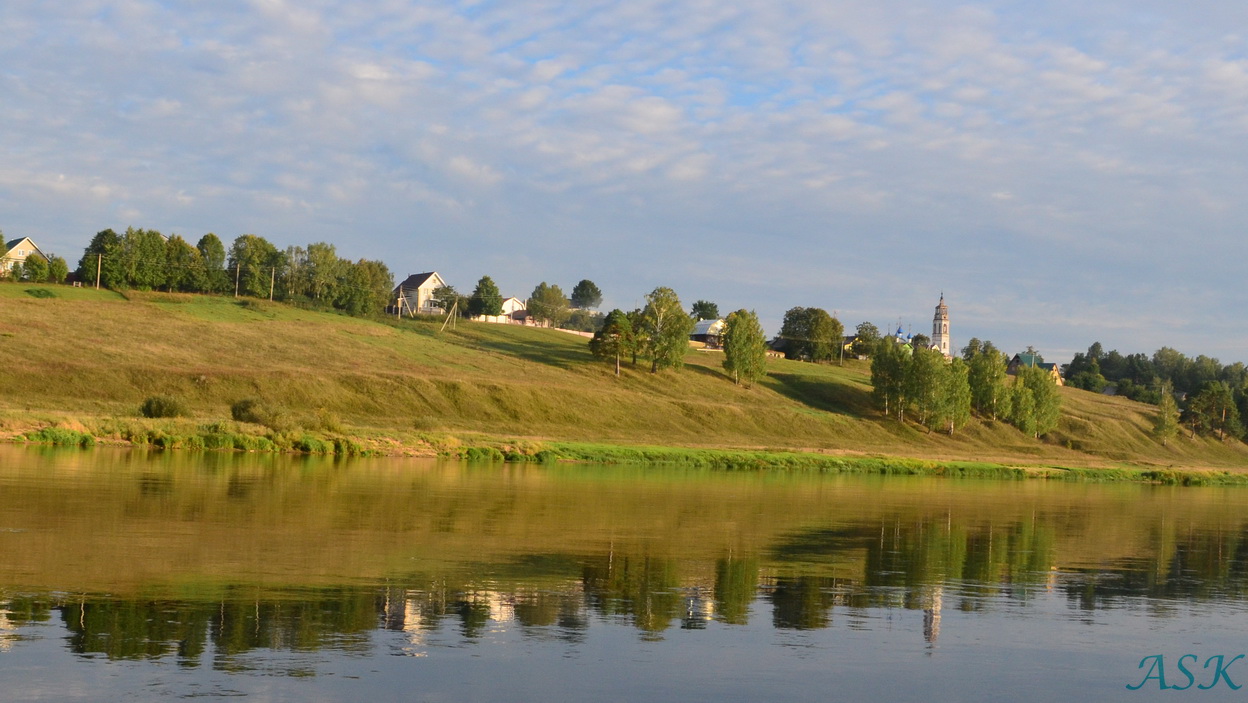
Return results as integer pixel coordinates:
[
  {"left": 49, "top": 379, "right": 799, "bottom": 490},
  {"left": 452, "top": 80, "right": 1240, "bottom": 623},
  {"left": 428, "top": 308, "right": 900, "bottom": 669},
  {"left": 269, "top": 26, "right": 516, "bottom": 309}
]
[{"left": 1, "top": 283, "right": 1245, "bottom": 469}]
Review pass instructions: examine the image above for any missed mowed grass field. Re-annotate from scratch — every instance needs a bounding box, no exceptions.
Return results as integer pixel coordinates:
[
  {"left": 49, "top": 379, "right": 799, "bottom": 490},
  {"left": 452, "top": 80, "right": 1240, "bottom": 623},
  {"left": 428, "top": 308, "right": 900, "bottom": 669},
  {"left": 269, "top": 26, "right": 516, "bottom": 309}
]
[{"left": 2, "top": 282, "right": 1246, "bottom": 469}]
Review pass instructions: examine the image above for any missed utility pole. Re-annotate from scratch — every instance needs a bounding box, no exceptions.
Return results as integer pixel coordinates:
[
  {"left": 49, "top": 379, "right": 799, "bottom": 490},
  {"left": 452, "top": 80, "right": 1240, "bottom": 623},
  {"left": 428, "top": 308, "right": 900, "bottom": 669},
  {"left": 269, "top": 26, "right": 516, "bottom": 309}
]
[
  {"left": 269, "top": 267, "right": 275, "bottom": 301},
  {"left": 95, "top": 254, "right": 102, "bottom": 289},
  {"left": 234, "top": 263, "right": 240, "bottom": 298}
]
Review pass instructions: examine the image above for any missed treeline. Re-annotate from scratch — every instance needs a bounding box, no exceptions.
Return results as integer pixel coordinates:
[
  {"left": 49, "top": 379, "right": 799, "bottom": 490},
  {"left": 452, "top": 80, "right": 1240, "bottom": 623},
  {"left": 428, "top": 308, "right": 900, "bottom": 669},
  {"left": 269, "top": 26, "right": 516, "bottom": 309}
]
[
  {"left": 75, "top": 228, "right": 393, "bottom": 316},
  {"left": 1065, "top": 341, "right": 1246, "bottom": 443},
  {"left": 587, "top": 286, "right": 769, "bottom": 385},
  {"left": 872, "top": 339, "right": 1060, "bottom": 437}
]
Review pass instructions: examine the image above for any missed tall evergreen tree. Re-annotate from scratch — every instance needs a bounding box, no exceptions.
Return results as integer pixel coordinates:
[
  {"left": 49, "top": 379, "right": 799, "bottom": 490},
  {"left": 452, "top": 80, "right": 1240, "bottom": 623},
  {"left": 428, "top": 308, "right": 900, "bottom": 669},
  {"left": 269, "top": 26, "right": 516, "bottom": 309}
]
[{"left": 589, "top": 309, "right": 634, "bottom": 376}]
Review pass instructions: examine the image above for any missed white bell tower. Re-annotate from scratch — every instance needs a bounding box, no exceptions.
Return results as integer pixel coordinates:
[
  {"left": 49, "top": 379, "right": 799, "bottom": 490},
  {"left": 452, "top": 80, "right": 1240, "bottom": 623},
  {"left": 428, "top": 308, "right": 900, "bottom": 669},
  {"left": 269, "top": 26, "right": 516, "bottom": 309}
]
[{"left": 932, "top": 294, "right": 950, "bottom": 358}]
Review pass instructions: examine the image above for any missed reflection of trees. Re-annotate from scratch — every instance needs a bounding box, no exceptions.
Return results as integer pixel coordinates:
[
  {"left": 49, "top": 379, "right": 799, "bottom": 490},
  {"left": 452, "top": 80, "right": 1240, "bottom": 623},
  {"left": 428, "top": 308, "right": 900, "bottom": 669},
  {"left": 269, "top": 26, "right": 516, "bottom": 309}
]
[
  {"left": 582, "top": 555, "right": 683, "bottom": 636},
  {"left": 764, "top": 517, "right": 1059, "bottom": 629},
  {"left": 1063, "top": 526, "right": 1248, "bottom": 609},
  {"left": 769, "top": 577, "right": 838, "bottom": 630},
  {"left": 9, "top": 514, "right": 1248, "bottom": 662},
  {"left": 715, "top": 557, "right": 759, "bottom": 625},
  {"left": 56, "top": 588, "right": 379, "bottom": 666}
]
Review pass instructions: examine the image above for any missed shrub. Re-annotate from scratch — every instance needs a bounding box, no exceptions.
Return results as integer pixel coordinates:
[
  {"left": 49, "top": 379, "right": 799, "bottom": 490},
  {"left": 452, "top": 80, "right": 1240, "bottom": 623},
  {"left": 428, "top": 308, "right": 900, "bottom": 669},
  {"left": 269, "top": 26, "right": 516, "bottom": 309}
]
[
  {"left": 231, "top": 398, "right": 265, "bottom": 424},
  {"left": 25, "top": 427, "right": 95, "bottom": 448},
  {"left": 463, "top": 446, "right": 505, "bottom": 463},
  {"left": 140, "top": 395, "right": 187, "bottom": 418},
  {"left": 231, "top": 398, "right": 297, "bottom": 432}
]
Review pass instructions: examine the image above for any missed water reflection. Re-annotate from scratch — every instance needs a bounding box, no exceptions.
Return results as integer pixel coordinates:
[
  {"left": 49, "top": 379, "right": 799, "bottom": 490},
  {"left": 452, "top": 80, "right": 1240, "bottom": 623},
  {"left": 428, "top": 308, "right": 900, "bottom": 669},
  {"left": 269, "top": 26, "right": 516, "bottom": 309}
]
[{"left": 2, "top": 446, "right": 1248, "bottom": 670}]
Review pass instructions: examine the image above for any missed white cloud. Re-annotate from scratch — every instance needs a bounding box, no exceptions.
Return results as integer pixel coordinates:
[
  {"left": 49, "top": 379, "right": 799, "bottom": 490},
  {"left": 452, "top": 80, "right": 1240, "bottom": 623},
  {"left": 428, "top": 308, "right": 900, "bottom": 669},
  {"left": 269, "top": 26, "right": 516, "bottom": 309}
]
[{"left": 1, "top": 0, "right": 1247, "bottom": 360}]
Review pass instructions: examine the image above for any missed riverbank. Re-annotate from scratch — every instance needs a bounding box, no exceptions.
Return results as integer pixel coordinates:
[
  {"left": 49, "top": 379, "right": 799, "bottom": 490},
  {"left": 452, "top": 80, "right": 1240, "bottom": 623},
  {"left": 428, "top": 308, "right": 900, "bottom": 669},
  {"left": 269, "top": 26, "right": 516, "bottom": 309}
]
[{"left": 3, "top": 283, "right": 1247, "bottom": 480}]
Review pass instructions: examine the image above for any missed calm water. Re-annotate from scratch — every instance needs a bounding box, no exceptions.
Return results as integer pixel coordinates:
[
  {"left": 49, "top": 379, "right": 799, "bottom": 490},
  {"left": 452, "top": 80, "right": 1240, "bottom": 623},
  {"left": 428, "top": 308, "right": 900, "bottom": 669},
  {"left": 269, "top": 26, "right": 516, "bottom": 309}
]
[{"left": 2, "top": 446, "right": 1248, "bottom": 701}]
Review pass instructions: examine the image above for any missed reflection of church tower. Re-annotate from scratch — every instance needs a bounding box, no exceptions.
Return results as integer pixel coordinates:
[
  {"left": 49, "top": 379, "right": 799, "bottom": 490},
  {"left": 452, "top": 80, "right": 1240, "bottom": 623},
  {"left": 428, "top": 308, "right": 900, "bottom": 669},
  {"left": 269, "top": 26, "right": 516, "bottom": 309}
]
[
  {"left": 932, "top": 294, "right": 950, "bottom": 358},
  {"left": 922, "top": 585, "right": 942, "bottom": 644}
]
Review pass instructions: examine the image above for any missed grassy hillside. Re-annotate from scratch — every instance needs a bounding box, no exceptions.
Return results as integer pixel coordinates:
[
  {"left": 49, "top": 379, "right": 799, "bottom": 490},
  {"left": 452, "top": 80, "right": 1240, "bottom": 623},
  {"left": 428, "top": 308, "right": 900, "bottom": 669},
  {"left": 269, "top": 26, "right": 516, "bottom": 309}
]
[{"left": 2, "top": 283, "right": 1246, "bottom": 470}]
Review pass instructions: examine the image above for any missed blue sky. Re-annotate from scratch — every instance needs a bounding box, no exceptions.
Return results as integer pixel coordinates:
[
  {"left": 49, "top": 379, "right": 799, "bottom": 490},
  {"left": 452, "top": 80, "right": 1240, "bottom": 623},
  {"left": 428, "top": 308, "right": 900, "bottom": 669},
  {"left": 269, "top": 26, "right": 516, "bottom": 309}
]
[{"left": 3, "top": 0, "right": 1247, "bottom": 364}]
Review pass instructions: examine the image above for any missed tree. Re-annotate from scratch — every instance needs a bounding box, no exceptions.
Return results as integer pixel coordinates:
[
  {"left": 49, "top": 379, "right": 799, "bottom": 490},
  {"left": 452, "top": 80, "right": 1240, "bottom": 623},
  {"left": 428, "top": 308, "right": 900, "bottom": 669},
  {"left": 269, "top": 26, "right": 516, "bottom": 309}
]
[
  {"left": 1010, "top": 365, "right": 1061, "bottom": 438},
  {"left": 196, "top": 233, "right": 229, "bottom": 294},
  {"left": 570, "top": 279, "right": 603, "bottom": 310},
  {"left": 721, "top": 309, "right": 768, "bottom": 387},
  {"left": 640, "top": 286, "right": 694, "bottom": 373},
  {"left": 529, "top": 282, "right": 570, "bottom": 327},
  {"left": 778, "top": 307, "right": 842, "bottom": 362},
  {"left": 967, "top": 341, "right": 1010, "bottom": 420},
  {"left": 336, "top": 259, "right": 393, "bottom": 317},
  {"left": 690, "top": 300, "right": 720, "bottom": 321},
  {"left": 46, "top": 255, "right": 69, "bottom": 284},
  {"left": 468, "top": 276, "right": 504, "bottom": 317},
  {"left": 871, "top": 336, "right": 911, "bottom": 421},
  {"left": 937, "top": 358, "right": 973, "bottom": 435},
  {"left": 910, "top": 333, "right": 931, "bottom": 350},
  {"left": 564, "top": 309, "right": 605, "bottom": 332},
  {"left": 852, "top": 322, "right": 881, "bottom": 357},
  {"left": 961, "top": 338, "right": 983, "bottom": 361},
  {"left": 164, "top": 235, "right": 203, "bottom": 292},
  {"left": 20, "top": 254, "right": 49, "bottom": 282},
  {"left": 228, "top": 234, "right": 283, "bottom": 298},
  {"left": 1008, "top": 381, "right": 1037, "bottom": 438},
  {"left": 304, "top": 242, "right": 342, "bottom": 302},
  {"left": 907, "top": 347, "right": 947, "bottom": 429},
  {"left": 1153, "top": 380, "right": 1179, "bottom": 446},
  {"left": 122, "top": 227, "right": 168, "bottom": 290},
  {"left": 625, "top": 309, "right": 645, "bottom": 366},
  {"left": 430, "top": 285, "right": 463, "bottom": 315},
  {"left": 589, "top": 309, "right": 634, "bottom": 376},
  {"left": 1186, "top": 382, "right": 1242, "bottom": 441},
  {"left": 77, "top": 229, "right": 126, "bottom": 289}
]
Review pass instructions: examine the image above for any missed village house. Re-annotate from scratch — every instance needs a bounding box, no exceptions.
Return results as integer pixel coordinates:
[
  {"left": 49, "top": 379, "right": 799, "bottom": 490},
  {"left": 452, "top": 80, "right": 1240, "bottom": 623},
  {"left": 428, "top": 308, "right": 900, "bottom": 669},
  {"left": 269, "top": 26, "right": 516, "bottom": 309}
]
[
  {"left": 2, "top": 236, "right": 48, "bottom": 276},
  {"left": 690, "top": 318, "right": 726, "bottom": 348},
  {"left": 1008, "top": 353, "right": 1065, "bottom": 386},
  {"left": 390, "top": 272, "right": 447, "bottom": 316},
  {"left": 474, "top": 296, "right": 528, "bottom": 324}
]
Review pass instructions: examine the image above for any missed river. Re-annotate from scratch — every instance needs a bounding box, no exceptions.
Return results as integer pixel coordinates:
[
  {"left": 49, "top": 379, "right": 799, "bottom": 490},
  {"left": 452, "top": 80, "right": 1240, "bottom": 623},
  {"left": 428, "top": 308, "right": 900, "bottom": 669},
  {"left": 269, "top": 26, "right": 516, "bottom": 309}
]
[{"left": 0, "top": 445, "right": 1245, "bottom": 701}]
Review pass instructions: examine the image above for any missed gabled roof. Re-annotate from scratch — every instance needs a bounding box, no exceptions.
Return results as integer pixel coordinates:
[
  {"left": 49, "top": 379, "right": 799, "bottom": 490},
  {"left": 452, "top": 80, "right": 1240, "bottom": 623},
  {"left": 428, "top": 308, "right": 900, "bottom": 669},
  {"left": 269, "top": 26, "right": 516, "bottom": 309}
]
[
  {"left": 3, "top": 236, "right": 47, "bottom": 260},
  {"left": 394, "top": 271, "right": 445, "bottom": 292},
  {"left": 693, "top": 318, "right": 725, "bottom": 336},
  {"left": 1012, "top": 353, "right": 1043, "bottom": 367}
]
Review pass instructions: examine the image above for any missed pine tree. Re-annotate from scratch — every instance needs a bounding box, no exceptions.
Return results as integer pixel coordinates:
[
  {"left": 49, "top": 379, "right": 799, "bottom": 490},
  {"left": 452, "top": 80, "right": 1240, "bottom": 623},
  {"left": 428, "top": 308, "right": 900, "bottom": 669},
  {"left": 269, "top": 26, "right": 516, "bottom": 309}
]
[{"left": 589, "top": 309, "right": 634, "bottom": 376}]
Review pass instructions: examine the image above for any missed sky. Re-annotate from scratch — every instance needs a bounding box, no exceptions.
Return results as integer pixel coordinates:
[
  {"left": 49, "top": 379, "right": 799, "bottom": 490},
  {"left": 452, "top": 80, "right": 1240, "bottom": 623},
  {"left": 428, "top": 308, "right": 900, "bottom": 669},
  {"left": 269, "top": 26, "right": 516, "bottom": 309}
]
[{"left": 3, "top": 0, "right": 1247, "bottom": 365}]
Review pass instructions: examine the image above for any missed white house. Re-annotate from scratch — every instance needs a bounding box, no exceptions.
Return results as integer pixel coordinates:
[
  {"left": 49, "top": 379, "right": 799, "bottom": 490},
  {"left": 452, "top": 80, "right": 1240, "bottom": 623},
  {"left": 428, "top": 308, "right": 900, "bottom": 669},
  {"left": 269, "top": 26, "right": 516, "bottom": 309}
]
[
  {"left": 474, "top": 296, "right": 528, "bottom": 324},
  {"left": 391, "top": 272, "right": 448, "bottom": 316}
]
